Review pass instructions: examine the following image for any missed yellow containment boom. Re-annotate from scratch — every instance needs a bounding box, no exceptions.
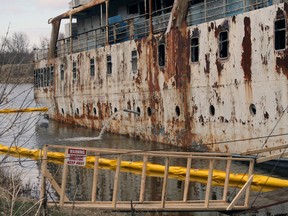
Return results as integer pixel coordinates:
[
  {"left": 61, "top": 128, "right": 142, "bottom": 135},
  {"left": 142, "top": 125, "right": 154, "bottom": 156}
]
[
  {"left": 0, "top": 107, "right": 48, "bottom": 113},
  {"left": 0, "top": 143, "right": 287, "bottom": 192}
]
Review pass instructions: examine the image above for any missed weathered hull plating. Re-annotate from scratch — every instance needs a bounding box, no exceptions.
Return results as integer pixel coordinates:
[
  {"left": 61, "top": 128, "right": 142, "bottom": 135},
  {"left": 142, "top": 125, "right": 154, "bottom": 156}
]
[{"left": 35, "top": 3, "right": 288, "bottom": 154}]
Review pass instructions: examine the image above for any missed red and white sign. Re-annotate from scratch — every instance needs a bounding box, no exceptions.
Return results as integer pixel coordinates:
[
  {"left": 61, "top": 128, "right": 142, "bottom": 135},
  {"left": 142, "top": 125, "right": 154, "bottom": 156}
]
[{"left": 66, "top": 148, "right": 87, "bottom": 167}]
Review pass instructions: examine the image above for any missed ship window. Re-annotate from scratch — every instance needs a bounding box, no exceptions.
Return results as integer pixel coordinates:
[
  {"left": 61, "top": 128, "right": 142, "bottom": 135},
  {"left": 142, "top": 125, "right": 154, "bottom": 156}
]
[
  {"left": 46, "top": 67, "right": 50, "bottom": 86},
  {"left": 43, "top": 68, "right": 47, "bottom": 87},
  {"left": 50, "top": 65, "right": 54, "bottom": 86},
  {"left": 60, "top": 64, "right": 64, "bottom": 80},
  {"left": 128, "top": 1, "right": 145, "bottom": 15},
  {"left": 191, "top": 37, "right": 199, "bottom": 62},
  {"left": 219, "top": 31, "right": 229, "bottom": 59},
  {"left": 132, "top": 50, "right": 138, "bottom": 73},
  {"left": 90, "top": 58, "right": 95, "bottom": 77},
  {"left": 72, "top": 61, "right": 77, "bottom": 79},
  {"left": 158, "top": 43, "right": 165, "bottom": 67},
  {"left": 40, "top": 68, "right": 44, "bottom": 87},
  {"left": 35, "top": 69, "right": 40, "bottom": 87},
  {"left": 107, "top": 55, "right": 112, "bottom": 74},
  {"left": 275, "top": 19, "right": 286, "bottom": 50}
]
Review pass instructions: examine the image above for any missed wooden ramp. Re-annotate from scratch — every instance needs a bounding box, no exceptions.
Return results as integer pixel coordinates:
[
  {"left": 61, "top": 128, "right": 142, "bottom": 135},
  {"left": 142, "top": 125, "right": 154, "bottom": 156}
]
[{"left": 40, "top": 145, "right": 255, "bottom": 212}]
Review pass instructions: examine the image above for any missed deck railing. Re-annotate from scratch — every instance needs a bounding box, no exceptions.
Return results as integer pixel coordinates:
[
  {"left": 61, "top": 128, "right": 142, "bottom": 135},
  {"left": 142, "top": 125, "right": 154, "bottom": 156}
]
[{"left": 35, "top": 0, "right": 282, "bottom": 61}]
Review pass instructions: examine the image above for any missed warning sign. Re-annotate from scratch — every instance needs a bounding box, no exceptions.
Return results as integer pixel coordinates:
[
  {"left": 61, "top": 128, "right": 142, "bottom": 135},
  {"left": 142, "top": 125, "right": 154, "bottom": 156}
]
[{"left": 66, "top": 148, "right": 87, "bottom": 167}]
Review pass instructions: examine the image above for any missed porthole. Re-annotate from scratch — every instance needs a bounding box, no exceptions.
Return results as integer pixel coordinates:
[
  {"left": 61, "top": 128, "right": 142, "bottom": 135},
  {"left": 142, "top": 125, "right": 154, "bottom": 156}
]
[
  {"left": 249, "top": 104, "right": 256, "bottom": 116},
  {"left": 137, "top": 107, "right": 141, "bottom": 116},
  {"left": 114, "top": 107, "right": 118, "bottom": 113},
  {"left": 93, "top": 107, "right": 97, "bottom": 115},
  {"left": 147, "top": 107, "right": 152, "bottom": 116},
  {"left": 175, "top": 106, "right": 180, "bottom": 117},
  {"left": 61, "top": 108, "right": 64, "bottom": 115},
  {"left": 264, "top": 111, "right": 269, "bottom": 119},
  {"left": 209, "top": 105, "right": 215, "bottom": 116}
]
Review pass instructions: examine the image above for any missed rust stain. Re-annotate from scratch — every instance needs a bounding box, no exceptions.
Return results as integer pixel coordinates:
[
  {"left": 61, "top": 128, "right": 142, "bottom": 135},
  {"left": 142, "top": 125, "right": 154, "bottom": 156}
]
[
  {"left": 215, "top": 58, "right": 223, "bottom": 76},
  {"left": 214, "top": 20, "right": 229, "bottom": 38},
  {"left": 241, "top": 17, "right": 252, "bottom": 81}
]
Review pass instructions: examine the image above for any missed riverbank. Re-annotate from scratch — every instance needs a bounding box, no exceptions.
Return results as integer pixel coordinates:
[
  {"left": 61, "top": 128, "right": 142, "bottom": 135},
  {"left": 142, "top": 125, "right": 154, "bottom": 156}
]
[{"left": 0, "top": 63, "right": 33, "bottom": 83}]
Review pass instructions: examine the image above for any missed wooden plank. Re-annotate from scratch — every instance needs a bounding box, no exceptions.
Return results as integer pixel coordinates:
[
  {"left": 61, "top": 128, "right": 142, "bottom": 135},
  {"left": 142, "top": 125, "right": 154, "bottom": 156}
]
[
  {"left": 256, "top": 152, "right": 288, "bottom": 163},
  {"left": 139, "top": 155, "right": 148, "bottom": 203},
  {"left": 40, "top": 145, "right": 48, "bottom": 203},
  {"left": 92, "top": 154, "right": 100, "bottom": 202},
  {"left": 204, "top": 159, "right": 215, "bottom": 208},
  {"left": 245, "top": 159, "right": 254, "bottom": 207},
  {"left": 241, "top": 144, "right": 288, "bottom": 155},
  {"left": 222, "top": 159, "right": 231, "bottom": 202},
  {"left": 183, "top": 157, "right": 192, "bottom": 202},
  {"left": 161, "top": 158, "right": 169, "bottom": 208},
  {"left": 226, "top": 175, "right": 254, "bottom": 211},
  {"left": 112, "top": 155, "right": 122, "bottom": 208},
  {"left": 44, "top": 170, "right": 69, "bottom": 202},
  {"left": 60, "top": 149, "right": 69, "bottom": 207}
]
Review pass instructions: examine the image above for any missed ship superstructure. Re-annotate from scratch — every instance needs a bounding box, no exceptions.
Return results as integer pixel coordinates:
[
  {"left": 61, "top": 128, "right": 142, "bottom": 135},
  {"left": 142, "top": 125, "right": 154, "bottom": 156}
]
[{"left": 34, "top": 0, "right": 288, "bottom": 154}]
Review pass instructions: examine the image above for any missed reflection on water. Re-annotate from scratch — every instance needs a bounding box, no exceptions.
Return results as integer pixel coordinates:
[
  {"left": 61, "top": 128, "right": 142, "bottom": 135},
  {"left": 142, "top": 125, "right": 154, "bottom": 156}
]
[{"left": 1, "top": 84, "right": 288, "bottom": 215}]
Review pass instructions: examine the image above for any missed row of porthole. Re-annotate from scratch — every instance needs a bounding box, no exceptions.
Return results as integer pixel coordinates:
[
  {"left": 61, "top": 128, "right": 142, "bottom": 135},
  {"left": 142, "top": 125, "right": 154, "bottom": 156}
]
[
  {"left": 209, "top": 104, "right": 269, "bottom": 119},
  {"left": 60, "top": 105, "right": 182, "bottom": 117},
  {"left": 60, "top": 104, "right": 268, "bottom": 119}
]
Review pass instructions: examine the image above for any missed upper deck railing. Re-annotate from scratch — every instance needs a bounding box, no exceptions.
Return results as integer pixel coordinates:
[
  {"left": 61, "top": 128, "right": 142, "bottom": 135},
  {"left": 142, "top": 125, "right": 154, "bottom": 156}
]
[{"left": 35, "top": 0, "right": 282, "bottom": 61}]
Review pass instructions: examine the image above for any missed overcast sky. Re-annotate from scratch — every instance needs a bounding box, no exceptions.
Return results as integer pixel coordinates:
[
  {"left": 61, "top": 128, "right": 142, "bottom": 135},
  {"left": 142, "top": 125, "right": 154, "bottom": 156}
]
[{"left": 0, "top": 0, "right": 69, "bottom": 48}]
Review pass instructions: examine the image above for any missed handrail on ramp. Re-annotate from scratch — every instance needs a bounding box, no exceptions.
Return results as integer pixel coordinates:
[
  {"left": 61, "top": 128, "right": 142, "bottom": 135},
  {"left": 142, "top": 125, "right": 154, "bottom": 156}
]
[{"left": 40, "top": 144, "right": 256, "bottom": 212}]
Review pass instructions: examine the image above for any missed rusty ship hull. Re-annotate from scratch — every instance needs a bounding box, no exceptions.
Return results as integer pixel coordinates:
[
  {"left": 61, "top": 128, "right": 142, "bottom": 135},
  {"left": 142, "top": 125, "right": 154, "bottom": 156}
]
[{"left": 34, "top": 0, "right": 288, "bottom": 154}]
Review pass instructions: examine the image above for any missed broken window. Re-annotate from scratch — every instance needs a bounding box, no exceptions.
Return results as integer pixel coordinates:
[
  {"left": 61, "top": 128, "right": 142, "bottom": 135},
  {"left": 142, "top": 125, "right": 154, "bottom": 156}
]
[
  {"left": 90, "top": 58, "right": 95, "bottom": 77},
  {"left": 60, "top": 64, "right": 64, "bottom": 81},
  {"left": 107, "top": 55, "right": 112, "bottom": 74},
  {"left": 128, "top": 1, "right": 145, "bottom": 15},
  {"left": 132, "top": 50, "right": 138, "bottom": 73},
  {"left": 158, "top": 43, "right": 165, "bottom": 67},
  {"left": 73, "top": 61, "right": 77, "bottom": 79},
  {"left": 43, "top": 68, "right": 47, "bottom": 87},
  {"left": 191, "top": 37, "right": 199, "bottom": 62},
  {"left": 275, "top": 19, "right": 286, "bottom": 50},
  {"left": 219, "top": 31, "right": 228, "bottom": 59},
  {"left": 50, "top": 65, "right": 54, "bottom": 86}
]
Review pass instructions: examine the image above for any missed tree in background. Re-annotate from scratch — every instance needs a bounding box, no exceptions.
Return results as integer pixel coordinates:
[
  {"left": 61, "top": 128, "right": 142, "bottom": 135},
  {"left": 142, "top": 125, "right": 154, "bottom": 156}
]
[{"left": 0, "top": 32, "right": 33, "bottom": 65}]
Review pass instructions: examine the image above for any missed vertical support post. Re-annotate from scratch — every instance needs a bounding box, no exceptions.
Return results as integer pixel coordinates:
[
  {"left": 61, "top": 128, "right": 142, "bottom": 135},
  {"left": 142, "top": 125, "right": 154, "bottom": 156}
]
[
  {"left": 183, "top": 157, "right": 192, "bottom": 202},
  {"left": 139, "top": 155, "right": 148, "bottom": 203},
  {"left": 112, "top": 155, "right": 122, "bottom": 208},
  {"left": 222, "top": 159, "right": 231, "bottom": 202},
  {"left": 106, "top": 0, "right": 109, "bottom": 45},
  {"left": 60, "top": 148, "right": 69, "bottom": 207},
  {"left": 161, "top": 157, "right": 169, "bottom": 208},
  {"left": 40, "top": 145, "right": 48, "bottom": 210},
  {"left": 92, "top": 153, "right": 100, "bottom": 202},
  {"left": 204, "top": 159, "right": 215, "bottom": 208},
  {"left": 69, "top": 15, "right": 73, "bottom": 55},
  {"left": 244, "top": 159, "right": 254, "bottom": 207},
  {"left": 149, "top": 0, "right": 153, "bottom": 35}
]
